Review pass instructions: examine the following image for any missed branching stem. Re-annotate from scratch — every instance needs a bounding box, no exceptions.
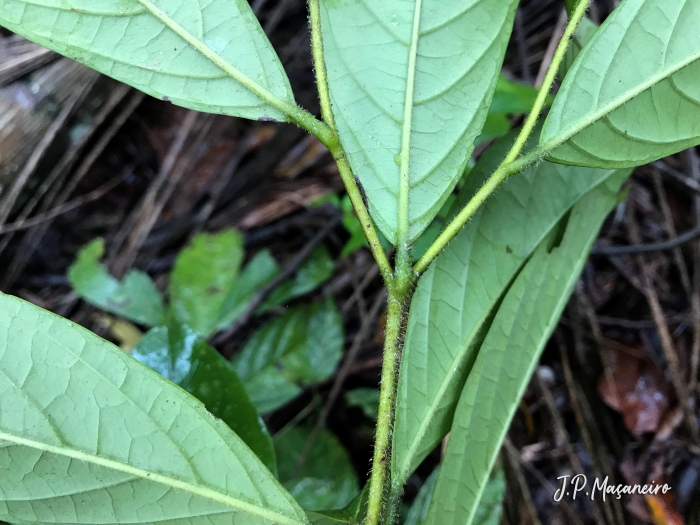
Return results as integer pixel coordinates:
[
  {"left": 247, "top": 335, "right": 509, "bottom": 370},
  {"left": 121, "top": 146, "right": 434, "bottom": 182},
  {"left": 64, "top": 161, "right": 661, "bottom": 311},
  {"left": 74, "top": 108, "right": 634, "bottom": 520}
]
[
  {"left": 414, "top": 0, "right": 591, "bottom": 275},
  {"left": 308, "top": 0, "right": 393, "bottom": 284}
]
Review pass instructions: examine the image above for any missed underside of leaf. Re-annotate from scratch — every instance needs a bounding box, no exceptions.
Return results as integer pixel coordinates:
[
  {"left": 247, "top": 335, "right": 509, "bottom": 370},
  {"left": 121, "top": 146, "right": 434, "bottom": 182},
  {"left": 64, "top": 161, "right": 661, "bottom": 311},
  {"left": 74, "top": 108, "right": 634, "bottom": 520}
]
[
  {"left": 319, "top": 0, "right": 518, "bottom": 243},
  {"left": 542, "top": 0, "right": 700, "bottom": 168},
  {"left": 0, "top": 293, "right": 307, "bottom": 525},
  {"left": 0, "top": 0, "right": 295, "bottom": 121}
]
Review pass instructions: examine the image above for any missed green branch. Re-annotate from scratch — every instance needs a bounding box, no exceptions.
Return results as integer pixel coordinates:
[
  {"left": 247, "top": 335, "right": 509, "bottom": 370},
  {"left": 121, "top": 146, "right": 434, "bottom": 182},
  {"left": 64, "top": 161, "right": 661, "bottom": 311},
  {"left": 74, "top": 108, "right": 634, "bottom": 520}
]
[
  {"left": 414, "top": 0, "right": 591, "bottom": 275},
  {"left": 309, "top": 0, "right": 337, "bottom": 132},
  {"left": 308, "top": 0, "right": 394, "bottom": 284}
]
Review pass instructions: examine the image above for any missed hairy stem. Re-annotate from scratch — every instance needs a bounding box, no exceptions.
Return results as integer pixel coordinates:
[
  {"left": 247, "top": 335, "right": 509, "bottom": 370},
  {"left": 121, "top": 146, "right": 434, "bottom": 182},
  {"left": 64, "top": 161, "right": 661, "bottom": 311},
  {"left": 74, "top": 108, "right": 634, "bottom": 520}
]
[
  {"left": 309, "top": 0, "right": 336, "bottom": 132},
  {"left": 308, "top": 0, "right": 393, "bottom": 283},
  {"left": 365, "top": 278, "right": 412, "bottom": 525},
  {"left": 414, "top": 0, "right": 591, "bottom": 275}
]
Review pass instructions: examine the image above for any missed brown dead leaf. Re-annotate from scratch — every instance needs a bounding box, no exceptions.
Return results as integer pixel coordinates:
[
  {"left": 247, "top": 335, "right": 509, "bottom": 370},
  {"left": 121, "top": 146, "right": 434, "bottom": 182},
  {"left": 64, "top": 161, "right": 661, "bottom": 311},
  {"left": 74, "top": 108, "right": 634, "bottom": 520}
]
[
  {"left": 646, "top": 493, "right": 684, "bottom": 525},
  {"left": 598, "top": 347, "right": 671, "bottom": 436}
]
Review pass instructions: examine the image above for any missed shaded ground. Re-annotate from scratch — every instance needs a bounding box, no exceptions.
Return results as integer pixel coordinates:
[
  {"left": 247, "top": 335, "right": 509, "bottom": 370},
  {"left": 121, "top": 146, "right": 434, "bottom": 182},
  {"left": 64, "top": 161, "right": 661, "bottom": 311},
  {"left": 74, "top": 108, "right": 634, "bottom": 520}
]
[{"left": 1, "top": 0, "right": 700, "bottom": 523}]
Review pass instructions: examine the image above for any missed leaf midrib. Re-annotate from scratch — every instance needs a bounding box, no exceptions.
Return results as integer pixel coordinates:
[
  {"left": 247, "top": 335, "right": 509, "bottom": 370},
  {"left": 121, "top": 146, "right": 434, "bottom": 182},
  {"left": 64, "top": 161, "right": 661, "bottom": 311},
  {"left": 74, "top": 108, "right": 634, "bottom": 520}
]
[
  {"left": 0, "top": 432, "right": 306, "bottom": 525},
  {"left": 397, "top": 0, "right": 424, "bottom": 243},
  {"left": 543, "top": 43, "right": 700, "bottom": 154},
  {"left": 133, "top": 0, "right": 294, "bottom": 116}
]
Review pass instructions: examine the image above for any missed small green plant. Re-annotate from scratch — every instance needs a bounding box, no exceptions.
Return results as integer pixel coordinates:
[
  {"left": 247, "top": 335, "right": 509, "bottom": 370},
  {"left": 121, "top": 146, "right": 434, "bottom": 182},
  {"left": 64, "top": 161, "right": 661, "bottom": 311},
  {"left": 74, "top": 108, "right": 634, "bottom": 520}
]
[{"left": 1, "top": 1, "right": 699, "bottom": 524}]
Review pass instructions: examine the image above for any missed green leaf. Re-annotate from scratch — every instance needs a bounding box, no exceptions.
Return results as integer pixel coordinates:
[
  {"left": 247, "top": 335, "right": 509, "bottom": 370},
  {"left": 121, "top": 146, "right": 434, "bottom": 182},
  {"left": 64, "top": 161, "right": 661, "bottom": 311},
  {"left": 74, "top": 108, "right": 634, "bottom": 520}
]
[
  {"left": 276, "top": 427, "right": 359, "bottom": 512},
  {"left": 541, "top": 0, "right": 700, "bottom": 168},
  {"left": 565, "top": 0, "right": 580, "bottom": 16},
  {"left": 0, "top": 292, "right": 308, "bottom": 525},
  {"left": 490, "top": 76, "right": 546, "bottom": 115},
  {"left": 392, "top": 131, "right": 631, "bottom": 485},
  {"left": 68, "top": 238, "right": 166, "bottom": 327},
  {"left": 405, "top": 467, "right": 503, "bottom": 525},
  {"left": 425, "top": 175, "right": 626, "bottom": 525},
  {"left": 475, "top": 113, "right": 511, "bottom": 146},
  {"left": 560, "top": 17, "right": 599, "bottom": 78},
  {"left": 234, "top": 298, "right": 344, "bottom": 413},
  {"left": 319, "top": 0, "right": 518, "bottom": 243},
  {"left": 260, "top": 246, "right": 335, "bottom": 311},
  {"left": 170, "top": 230, "right": 244, "bottom": 337},
  {"left": 0, "top": 0, "right": 295, "bottom": 121},
  {"left": 132, "top": 320, "right": 277, "bottom": 472},
  {"left": 215, "top": 249, "right": 281, "bottom": 332},
  {"left": 345, "top": 388, "right": 379, "bottom": 420},
  {"left": 404, "top": 469, "right": 438, "bottom": 525},
  {"left": 471, "top": 468, "right": 505, "bottom": 525}
]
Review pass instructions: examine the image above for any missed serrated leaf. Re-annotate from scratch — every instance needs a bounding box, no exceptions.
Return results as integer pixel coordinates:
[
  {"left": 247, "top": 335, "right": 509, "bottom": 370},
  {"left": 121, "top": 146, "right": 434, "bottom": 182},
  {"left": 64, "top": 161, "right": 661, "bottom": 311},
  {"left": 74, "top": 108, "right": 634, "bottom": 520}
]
[
  {"left": 132, "top": 321, "right": 276, "bottom": 472},
  {"left": 68, "top": 238, "right": 166, "bottom": 327},
  {"left": 0, "top": 292, "right": 308, "bottom": 525},
  {"left": 541, "top": 0, "right": 700, "bottom": 168},
  {"left": 0, "top": 0, "right": 295, "bottom": 121},
  {"left": 169, "top": 230, "right": 244, "bottom": 337},
  {"left": 425, "top": 176, "right": 626, "bottom": 525},
  {"left": 319, "top": 0, "right": 518, "bottom": 243},
  {"left": 260, "top": 246, "right": 335, "bottom": 311},
  {"left": 276, "top": 427, "right": 359, "bottom": 512},
  {"left": 392, "top": 131, "right": 631, "bottom": 485},
  {"left": 233, "top": 299, "right": 344, "bottom": 413}
]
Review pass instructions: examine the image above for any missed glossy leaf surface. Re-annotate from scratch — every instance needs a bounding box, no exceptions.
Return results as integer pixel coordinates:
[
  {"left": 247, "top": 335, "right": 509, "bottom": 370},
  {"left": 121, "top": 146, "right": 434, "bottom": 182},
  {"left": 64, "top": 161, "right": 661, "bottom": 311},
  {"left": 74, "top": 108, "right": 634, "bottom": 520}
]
[
  {"left": 276, "top": 427, "right": 359, "bottom": 512},
  {"left": 0, "top": 0, "right": 295, "bottom": 120},
  {"left": 170, "top": 230, "right": 244, "bottom": 337},
  {"left": 233, "top": 299, "right": 343, "bottom": 413},
  {"left": 392, "top": 132, "right": 630, "bottom": 484},
  {"left": 0, "top": 292, "right": 308, "bottom": 525},
  {"left": 132, "top": 321, "right": 276, "bottom": 471},
  {"left": 425, "top": 175, "right": 627, "bottom": 525},
  {"left": 68, "top": 238, "right": 166, "bottom": 327},
  {"left": 542, "top": 0, "right": 700, "bottom": 168},
  {"left": 319, "top": 0, "right": 518, "bottom": 243}
]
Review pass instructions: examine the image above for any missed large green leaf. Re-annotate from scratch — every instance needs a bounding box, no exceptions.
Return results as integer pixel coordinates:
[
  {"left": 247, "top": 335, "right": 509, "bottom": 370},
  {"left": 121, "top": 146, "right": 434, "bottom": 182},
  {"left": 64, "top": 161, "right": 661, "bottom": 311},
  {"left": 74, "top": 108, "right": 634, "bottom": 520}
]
[
  {"left": 0, "top": 0, "right": 294, "bottom": 121},
  {"left": 319, "top": 0, "right": 518, "bottom": 243},
  {"left": 406, "top": 467, "right": 503, "bottom": 525},
  {"left": 425, "top": 175, "right": 626, "bottom": 525},
  {"left": 541, "top": 0, "right": 700, "bottom": 168},
  {"left": 0, "top": 292, "right": 308, "bottom": 525},
  {"left": 276, "top": 427, "right": 359, "bottom": 512},
  {"left": 392, "top": 132, "right": 630, "bottom": 485},
  {"left": 169, "top": 230, "right": 245, "bottom": 337},
  {"left": 233, "top": 299, "right": 344, "bottom": 413},
  {"left": 132, "top": 320, "right": 276, "bottom": 472},
  {"left": 68, "top": 238, "right": 166, "bottom": 327}
]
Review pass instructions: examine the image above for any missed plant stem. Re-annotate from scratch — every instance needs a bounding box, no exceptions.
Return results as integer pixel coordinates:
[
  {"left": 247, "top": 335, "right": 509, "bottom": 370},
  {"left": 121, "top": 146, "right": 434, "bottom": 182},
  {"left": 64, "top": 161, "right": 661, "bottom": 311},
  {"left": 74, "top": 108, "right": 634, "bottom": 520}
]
[
  {"left": 135, "top": 0, "right": 333, "bottom": 147},
  {"left": 308, "top": 0, "right": 336, "bottom": 132},
  {"left": 414, "top": 0, "right": 591, "bottom": 275},
  {"left": 365, "top": 281, "right": 411, "bottom": 525},
  {"left": 307, "top": 0, "right": 393, "bottom": 284}
]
